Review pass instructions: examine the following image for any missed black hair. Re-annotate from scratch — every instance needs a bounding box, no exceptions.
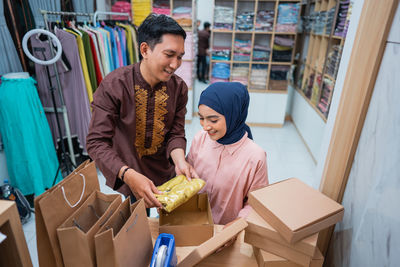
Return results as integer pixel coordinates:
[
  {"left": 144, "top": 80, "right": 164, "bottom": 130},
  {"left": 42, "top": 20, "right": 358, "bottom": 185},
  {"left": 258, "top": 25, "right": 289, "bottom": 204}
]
[
  {"left": 138, "top": 13, "right": 186, "bottom": 50},
  {"left": 204, "top": 22, "right": 211, "bottom": 29}
]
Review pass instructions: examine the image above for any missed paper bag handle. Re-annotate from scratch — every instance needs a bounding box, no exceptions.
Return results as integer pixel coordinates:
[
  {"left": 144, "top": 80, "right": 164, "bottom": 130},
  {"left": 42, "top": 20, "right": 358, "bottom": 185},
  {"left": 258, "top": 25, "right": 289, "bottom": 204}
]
[
  {"left": 61, "top": 173, "right": 86, "bottom": 208},
  {"left": 126, "top": 214, "right": 138, "bottom": 232}
]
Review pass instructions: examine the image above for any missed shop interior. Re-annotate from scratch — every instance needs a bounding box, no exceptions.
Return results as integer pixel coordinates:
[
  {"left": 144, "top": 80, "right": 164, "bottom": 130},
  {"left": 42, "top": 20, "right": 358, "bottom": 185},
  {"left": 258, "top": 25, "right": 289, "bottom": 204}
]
[{"left": 0, "top": 0, "right": 399, "bottom": 266}]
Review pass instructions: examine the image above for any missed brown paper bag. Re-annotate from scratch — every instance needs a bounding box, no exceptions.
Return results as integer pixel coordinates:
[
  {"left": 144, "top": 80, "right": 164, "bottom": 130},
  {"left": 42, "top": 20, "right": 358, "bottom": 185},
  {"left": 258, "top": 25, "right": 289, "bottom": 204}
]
[
  {"left": 35, "top": 160, "right": 100, "bottom": 267},
  {"left": 94, "top": 198, "right": 153, "bottom": 267},
  {"left": 57, "top": 191, "right": 122, "bottom": 267}
]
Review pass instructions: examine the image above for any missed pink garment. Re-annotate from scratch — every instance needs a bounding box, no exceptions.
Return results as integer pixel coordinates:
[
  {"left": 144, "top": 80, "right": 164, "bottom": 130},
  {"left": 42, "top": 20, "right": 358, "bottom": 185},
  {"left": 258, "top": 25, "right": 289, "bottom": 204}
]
[
  {"left": 114, "top": 30, "right": 123, "bottom": 67},
  {"left": 187, "top": 131, "right": 269, "bottom": 224}
]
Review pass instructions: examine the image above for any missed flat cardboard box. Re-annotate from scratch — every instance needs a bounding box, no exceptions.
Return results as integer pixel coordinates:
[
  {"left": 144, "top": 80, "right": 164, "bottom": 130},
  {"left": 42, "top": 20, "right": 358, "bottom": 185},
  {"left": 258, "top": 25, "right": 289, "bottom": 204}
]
[
  {"left": 149, "top": 218, "right": 258, "bottom": 266},
  {"left": 249, "top": 178, "right": 344, "bottom": 244},
  {"left": 159, "top": 193, "right": 214, "bottom": 246},
  {"left": 244, "top": 232, "right": 312, "bottom": 267},
  {"left": 253, "top": 246, "right": 324, "bottom": 267},
  {"left": 178, "top": 218, "right": 248, "bottom": 267},
  {"left": 246, "top": 209, "right": 318, "bottom": 256}
]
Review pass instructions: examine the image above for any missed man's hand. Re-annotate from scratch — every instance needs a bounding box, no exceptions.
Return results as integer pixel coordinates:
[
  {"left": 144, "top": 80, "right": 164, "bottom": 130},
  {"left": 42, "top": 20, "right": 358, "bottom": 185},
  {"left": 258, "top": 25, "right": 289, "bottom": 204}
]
[
  {"left": 170, "top": 148, "right": 199, "bottom": 180},
  {"left": 121, "top": 167, "right": 162, "bottom": 209}
]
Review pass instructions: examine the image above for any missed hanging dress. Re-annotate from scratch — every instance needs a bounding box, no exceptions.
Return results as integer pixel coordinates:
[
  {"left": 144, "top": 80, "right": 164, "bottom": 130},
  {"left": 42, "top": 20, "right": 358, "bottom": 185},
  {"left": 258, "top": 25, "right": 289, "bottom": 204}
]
[{"left": 0, "top": 76, "right": 61, "bottom": 195}]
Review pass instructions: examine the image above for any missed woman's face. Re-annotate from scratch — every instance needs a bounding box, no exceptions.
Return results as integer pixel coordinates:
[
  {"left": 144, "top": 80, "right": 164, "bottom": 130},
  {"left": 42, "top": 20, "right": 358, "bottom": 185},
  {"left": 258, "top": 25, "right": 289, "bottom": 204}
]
[{"left": 198, "top": 104, "right": 227, "bottom": 141}]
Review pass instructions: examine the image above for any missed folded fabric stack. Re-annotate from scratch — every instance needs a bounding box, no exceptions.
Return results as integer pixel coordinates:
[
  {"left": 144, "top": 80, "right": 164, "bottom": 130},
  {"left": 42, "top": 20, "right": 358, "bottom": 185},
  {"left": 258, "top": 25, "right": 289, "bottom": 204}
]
[
  {"left": 231, "top": 64, "right": 249, "bottom": 86},
  {"left": 236, "top": 11, "right": 254, "bottom": 31},
  {"left": 269, "top": 65, "right": 290, "bottom": 91},
  {"left": 270, "top": 65, "right": 290, "bottom": 81},
  {"left": 303, "top": 72, "right": 315, "bottom": 99},
  {"left": 173, "top": 6, "right": 192, "bottom": 28},
  {"left": 325, "top": 45, "right": 343, "bottom": 78},
  {"left": 175, "top": 61, "right": 193, "bottom": 88},
  {"left": 233, "top": 39, "right": 251, "bottom": 61},
  {"left": 214, "top": 6, "right": 234, "bottom": 30},
  {"left": 272, "top": 36, "right": 294, "bottom": 62},
  {"left": 334, "top": 0, "right": 351, "bottom": 38},
  {"left": 318, "top": 77, "right": 334, "bottom": 117},
  {"left": 325, "top": 7, "right": 336, "bottom": 34},
  {"left": 211, "top": 62, "right": 230, "bottom": 83},
  {"left": 212, "top": 46, "right": 231, "bottom": 61},
  {"left": 253, "top": 44, "right": 270, "bottom": 62},
  {"left": 312, "top": 10, "right": 326, "bottom": 35},
  {"left": 132, "top": 0, "right": 151, "bottom": 26},
  {"left": 255, "top": 10, "right": 275, "bottom": 31},
  {"left": 311, "top": 74, "right": 322, "bottom": 104},
  {"left": 182, "top": 31, "right": 193, "bottom": 60},
  {"left": 152, "top": 0, "right": 170, "bottom": 15},
  {"left": 275, "top": 3, "right": 300, "bottom": 33},
  {"left": 249, "top": 64, "right": 268, "bottom": 90}
]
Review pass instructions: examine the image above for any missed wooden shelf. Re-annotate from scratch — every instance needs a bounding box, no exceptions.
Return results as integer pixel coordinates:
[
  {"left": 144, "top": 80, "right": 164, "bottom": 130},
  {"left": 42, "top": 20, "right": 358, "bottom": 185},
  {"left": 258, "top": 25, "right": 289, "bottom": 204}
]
[
  {"left": 292, "top": 0, "right": 349, "bottom": 119},
  {"left": 294, "top": 86, "right": 327, "bottom": 122}
]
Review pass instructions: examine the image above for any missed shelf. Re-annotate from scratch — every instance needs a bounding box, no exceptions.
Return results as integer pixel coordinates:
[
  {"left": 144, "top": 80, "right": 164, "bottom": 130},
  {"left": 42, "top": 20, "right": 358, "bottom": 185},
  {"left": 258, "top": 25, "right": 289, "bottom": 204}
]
[
  {"left": 213, "top": 29, "right": 234, "bottom": 33},
  {"left": 332, "top": 35, "right": 345, "bottom": 40},
  {"left": 254, "top": 31, "right": 274, "bottom": 34},
  {"left": 210, "top": 59, "right": 231, "bottom": 63},
  {"left": 274, "top": 32, "right": 297, "bottom": 35},
  {"left": 270, "top": 62, "right": 292, "bottom": 65},
  {"left": 294, "top": 86, "right": 327, "bottom": 122},
  {"left": 324, "top": 73, "right": 336, "bottom": 81}
]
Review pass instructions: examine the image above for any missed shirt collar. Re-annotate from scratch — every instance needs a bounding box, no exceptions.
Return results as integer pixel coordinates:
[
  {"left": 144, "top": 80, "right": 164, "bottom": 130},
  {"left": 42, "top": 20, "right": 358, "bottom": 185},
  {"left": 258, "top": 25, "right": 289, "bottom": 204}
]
[
  {"left": 134, "top": 61, "right": 165, "bottom": 90},
  {"left": 210, "top": 132, "right": 248, "bottom": 155}
]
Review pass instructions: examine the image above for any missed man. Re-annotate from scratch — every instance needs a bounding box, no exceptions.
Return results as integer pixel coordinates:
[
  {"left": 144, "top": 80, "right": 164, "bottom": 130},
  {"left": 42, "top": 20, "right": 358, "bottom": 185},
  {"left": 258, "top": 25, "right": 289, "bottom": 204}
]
[
  {"left": 87, "top": 14, "right": 198, "bottom": 208},
  {"left": 197, "top": 22, "right": 211, "bottom": 83}
]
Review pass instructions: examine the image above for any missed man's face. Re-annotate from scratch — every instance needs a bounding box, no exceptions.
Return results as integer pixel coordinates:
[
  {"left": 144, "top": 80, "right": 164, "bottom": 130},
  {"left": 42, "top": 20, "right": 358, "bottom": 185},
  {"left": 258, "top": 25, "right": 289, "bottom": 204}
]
[{"left": 141, "top": 34, "right": 185, "bottom": 85}]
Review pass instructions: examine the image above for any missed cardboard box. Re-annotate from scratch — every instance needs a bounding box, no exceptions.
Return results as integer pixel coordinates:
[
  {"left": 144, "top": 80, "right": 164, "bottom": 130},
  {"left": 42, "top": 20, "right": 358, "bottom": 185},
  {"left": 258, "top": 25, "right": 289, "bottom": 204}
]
[
  {"left": 253, "top": 246, "right": 324, "bottom": 267},
  {"left": 178, "top": 218, "right": 248, "bottom": 267},
  {"left": 245, "top": 232, "right": 312, "bottom": 267},
  {"left": 249, "top": 178, "right": 344, "bottom": 244},
  {"left": 159, "top": 193, "right": 214, "bottom": 246},
  {"left": 246, "top": 209, "right": 318, "bottom": 257}
]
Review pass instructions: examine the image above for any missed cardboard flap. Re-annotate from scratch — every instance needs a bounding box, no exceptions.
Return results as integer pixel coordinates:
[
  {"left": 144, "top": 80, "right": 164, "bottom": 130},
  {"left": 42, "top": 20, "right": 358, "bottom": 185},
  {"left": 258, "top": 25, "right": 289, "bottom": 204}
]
[
  {"left": 249, "top": 178, "right": 344, "bottom": 231},
  {"left": 178, "top": 218, "right": 248, "bottom": 267}
]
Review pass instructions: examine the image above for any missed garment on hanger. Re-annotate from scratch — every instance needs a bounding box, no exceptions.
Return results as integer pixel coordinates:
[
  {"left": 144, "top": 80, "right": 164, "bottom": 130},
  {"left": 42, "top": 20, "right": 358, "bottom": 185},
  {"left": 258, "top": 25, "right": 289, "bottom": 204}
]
[
  {"left": 0, "top": 76, "right": 61, "bottom": 195},
  {"left": 0, "top": 0, "right": 24, "bottom": 74},
  {"left": 30, "top": 29, "right": 91, "bottom": 153}
]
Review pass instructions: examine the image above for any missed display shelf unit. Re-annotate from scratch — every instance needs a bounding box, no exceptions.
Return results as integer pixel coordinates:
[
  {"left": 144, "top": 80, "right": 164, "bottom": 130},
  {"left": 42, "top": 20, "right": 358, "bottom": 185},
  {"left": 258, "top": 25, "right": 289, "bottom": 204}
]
[
  {"left": 152, "top": 0, "right": 197, "bottom": 121},
  {"left": 209, "top": 0, "right": 301, "bottom": 93},
  {"left": 293, "top": 0, "right": 351, "bottom": 121}
]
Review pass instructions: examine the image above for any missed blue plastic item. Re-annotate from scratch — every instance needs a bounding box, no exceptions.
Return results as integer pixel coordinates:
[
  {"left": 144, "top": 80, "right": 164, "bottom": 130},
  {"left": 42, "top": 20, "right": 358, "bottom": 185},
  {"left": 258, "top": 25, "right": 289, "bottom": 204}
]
[{"left": 150, "top": 233, "right": 177, "bottom": 267}]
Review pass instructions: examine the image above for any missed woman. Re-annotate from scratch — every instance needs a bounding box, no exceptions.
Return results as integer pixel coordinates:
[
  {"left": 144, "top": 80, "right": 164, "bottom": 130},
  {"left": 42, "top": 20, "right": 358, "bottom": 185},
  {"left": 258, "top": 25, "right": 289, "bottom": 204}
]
[{"left": 187, "top": 82, "right": 269, "bottom": 225}]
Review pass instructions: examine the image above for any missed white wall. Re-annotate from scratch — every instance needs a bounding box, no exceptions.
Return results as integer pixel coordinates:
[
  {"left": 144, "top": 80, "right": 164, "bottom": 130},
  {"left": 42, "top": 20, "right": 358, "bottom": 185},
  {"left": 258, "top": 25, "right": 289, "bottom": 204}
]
[
  {"left": 325, "top": 5, "right": 400, "bottom": 265},
  {"left": 196, "top": 0, "right": 214, "bottom": 28}
]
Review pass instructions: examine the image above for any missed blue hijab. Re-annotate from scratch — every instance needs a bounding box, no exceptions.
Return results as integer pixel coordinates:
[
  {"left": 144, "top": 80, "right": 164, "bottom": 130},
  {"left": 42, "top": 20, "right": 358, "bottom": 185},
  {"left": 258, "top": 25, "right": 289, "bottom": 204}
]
[{"left": 198, "top": 82, "right": 253, "bottom": 145}]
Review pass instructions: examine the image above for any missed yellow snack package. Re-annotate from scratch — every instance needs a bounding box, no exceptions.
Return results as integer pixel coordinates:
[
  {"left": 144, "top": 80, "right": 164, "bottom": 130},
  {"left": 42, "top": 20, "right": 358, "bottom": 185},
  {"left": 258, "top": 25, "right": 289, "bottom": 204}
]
[{"left": 155, "top": 175, "right": 205, "bottom": 212}]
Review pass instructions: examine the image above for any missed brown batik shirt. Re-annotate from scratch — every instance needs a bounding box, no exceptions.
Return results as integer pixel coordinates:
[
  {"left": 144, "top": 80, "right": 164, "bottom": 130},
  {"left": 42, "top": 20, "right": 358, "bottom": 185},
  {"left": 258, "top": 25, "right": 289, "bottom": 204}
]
[{"left": 87, "top": 62, "right": 188, "bottom": 196}]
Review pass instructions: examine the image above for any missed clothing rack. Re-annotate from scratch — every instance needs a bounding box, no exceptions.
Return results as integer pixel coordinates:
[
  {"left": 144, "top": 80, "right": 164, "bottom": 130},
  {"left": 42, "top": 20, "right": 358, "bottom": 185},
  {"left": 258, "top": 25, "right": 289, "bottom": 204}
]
[
  {"left": 40, "top": 9, "right": 94, "bottom": 167},
  {"left": 92, "top": 11, "right": 131, "bottom": 26},
  {"left": 38, "top": 9, "right": 133, "bottom": 170}
]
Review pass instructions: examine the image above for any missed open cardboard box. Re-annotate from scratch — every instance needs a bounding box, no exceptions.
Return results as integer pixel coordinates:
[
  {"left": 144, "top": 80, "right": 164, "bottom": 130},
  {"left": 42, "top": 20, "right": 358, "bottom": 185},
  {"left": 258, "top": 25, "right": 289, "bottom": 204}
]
[
  {"left": 249, "top": 178, "right": 344, "bottom": 244},
  {"left": 178, "top": 218, "right": 248, "bottom": 267},
  {"left": 253, "top": 246, "right": 324, "bottom": 267},
  {"left": 159, "top": 193, "right": 214, "bottom": 246},
  {"left": 246, "top": 209, "right": 318, "bottom": 257}
]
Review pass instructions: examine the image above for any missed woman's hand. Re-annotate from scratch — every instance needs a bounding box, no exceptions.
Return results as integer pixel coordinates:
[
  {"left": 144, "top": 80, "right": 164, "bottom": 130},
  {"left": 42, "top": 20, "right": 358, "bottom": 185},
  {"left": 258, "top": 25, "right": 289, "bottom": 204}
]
[
  {"left": 215, "top": 218, "right": 241, "bottom": 253},
  {"left": 170, "top": 148, "right": 199, "bottom": 180}
]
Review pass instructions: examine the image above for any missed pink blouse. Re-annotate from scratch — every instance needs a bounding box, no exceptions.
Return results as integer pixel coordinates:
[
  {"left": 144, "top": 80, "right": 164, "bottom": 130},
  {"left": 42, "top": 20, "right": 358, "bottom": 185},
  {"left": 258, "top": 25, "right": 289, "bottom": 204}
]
[{"left": 187, "top": 131, "right": 269, "bottom": 224}]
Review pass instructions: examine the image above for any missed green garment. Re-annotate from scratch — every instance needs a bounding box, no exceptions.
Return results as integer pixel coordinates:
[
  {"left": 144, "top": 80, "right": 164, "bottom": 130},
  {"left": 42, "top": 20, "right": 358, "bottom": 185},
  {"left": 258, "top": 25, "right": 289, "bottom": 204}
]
[
  {"left": 78, "top": 29, "right": 98, "bottom": 91},
  {"left": 0, "top": 77, "right": 61, "bottom": 195}
]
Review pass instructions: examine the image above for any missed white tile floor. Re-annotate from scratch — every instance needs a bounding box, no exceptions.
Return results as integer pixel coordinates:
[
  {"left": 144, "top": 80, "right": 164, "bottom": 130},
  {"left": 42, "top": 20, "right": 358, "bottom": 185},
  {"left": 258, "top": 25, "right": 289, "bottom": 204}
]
[{"left": 22, "top": 80, "right": 317, "bottom": 267}]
